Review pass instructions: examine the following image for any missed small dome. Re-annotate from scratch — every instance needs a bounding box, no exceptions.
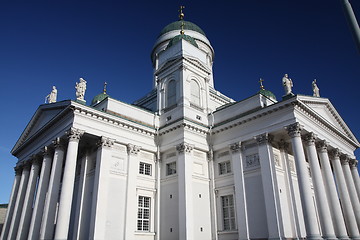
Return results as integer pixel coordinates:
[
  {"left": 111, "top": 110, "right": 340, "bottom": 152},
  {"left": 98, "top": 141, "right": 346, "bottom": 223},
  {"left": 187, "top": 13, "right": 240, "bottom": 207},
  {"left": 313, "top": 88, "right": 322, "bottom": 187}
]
[
  {"left": 166, "top": 34, "right": 199, "bottom": 49},
  {"left": 259, "top": 89, "right": 277, "bottom": 101},
  {"left": 91, "top": 92, "right": 109, "bottom": 106},
  {"left": 159, "top": 20, "right": 206, "bottom": 37}
]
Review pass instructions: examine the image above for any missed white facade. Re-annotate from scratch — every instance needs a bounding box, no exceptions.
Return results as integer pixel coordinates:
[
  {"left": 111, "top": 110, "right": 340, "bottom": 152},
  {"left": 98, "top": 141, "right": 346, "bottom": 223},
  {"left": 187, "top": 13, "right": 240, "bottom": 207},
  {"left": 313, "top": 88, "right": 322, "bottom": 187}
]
[{"left": 1, "top": 18, "right": 360, "bottom": 240}]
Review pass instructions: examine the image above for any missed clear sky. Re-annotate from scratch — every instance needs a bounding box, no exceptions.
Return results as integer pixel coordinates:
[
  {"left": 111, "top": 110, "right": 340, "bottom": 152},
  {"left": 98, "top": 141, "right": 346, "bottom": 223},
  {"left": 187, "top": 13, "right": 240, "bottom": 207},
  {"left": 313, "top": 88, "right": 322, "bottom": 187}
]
[{"left": 0, "top": 0, "right": 359, "bottom": 203}]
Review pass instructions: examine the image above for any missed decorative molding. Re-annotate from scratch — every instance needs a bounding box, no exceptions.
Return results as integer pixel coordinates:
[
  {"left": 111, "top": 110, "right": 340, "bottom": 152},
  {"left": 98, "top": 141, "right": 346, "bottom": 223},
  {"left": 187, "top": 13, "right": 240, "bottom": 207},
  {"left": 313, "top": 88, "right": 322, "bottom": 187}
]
[
  {"left": 127, "top": 144, "right": 141, "bottom": 156},
  {"left": 159, "top": 121, "right": 208, "bottom": 136},
  {"left": 274, "top": 154, "right": 281, "bottom": 168},
  {"left": 288, "top": 159, "right": 295, "bottom": 172},
  {"left": 286, "top": 122, "right": 302, "bottom": 138},
  {"left": 330, "top": 148, "right": 341, "bottom": 159},
  {"left": 176, "top": 142, "right": 194, "bottom": 154},
  {"left": 255, "top": 133, "right": 273, "bottom": 145},
  {"left": 316, "top": 140, "right": 328, "bottom": 153},
  {"left": 303, "top": 132, "right": 317, "bottom": 146},
  {"left": 66, "top": 127, "right": 84, "bottom": 142},
  {"left": 97, "top": 136, "right": 115, "bottom": 149},
  {"left": 245, "top": 153, "right": 260, "bottom": 168}
]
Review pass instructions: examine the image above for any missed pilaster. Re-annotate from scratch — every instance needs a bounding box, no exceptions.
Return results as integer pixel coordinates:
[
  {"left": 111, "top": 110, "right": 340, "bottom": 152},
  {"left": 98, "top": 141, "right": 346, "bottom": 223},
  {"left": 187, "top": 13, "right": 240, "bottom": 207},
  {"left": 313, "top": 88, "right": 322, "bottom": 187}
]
[
  {"left": 285, "top": 123, "right": 322, "bottom": 240},
  {"left": 89, "top": 137, "right": 114, "bottom": 240},
  {"left": 303, "top": 133, "right": 336, "bottom": 240},
  {"left": 54, "top": 127, "right": 84, "bottom": 240},
  {"left": 177, "top": 142, "right": 194, "bottom": 240},
  {"left": 330, "top": 149, "right": 360, "bottom": 239},
  {"left": 229, "top": 142, "right": 249, "bottom": 240},
  {"left": 255, "top": 133, "right": 284, "bottom": 239}
]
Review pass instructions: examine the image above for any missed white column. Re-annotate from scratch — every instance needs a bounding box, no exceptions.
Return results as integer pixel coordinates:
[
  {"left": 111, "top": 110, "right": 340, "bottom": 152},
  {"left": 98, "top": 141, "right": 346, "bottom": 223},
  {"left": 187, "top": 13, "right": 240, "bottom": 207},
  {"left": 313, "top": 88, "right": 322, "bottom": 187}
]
[
  {"left": 303, "top": 133, "right": 336, "bottom": 239},
  {"left": 350, "top": 159, "right": 360, "bottom": 201},
  {"left": 331, "top": 149, "right": 360, "bottom": 239},
  {"left": 123, "top": 144, "right": 141, "bottom": 239},
  {"left": 255, "top": 133, "right": 284, "bottom": 239},
  {"left": 28, "top": 146, "right": 53, "bottom": 240},
  {"left": 316, "top": 141, "right": 349, "bottom": 239},
  {"left": 40, "top": 138, "right": 65, "bottom": 240},
  {"left": 341, "top": 155, "right": 360, "bottom": 229},
  {"left": 207, "top": 150, "right": 219, "bottom": 240},
  {"left": 16, "top": 157, "right": 41, "bottom": 240},
  {"left": 7, "top": 162, "right": 31, "bottom": 240},
  {"left": 54, "top": 127, "right": 84, "bottom": 240},
  {"left": 0, "top": 167, "right": 21, "bottom": 240},
  {"left": 229, "top": 142, "right": 249, "bottom": 240},
  {"left": 177, "top": 142, "right": 194, "bottom": 240},
  {"left": 89, "top": 137, "right": 114, "bottom": 239},
  {"left": 285, "top": 123, "right": 322, "bottom": 240}
]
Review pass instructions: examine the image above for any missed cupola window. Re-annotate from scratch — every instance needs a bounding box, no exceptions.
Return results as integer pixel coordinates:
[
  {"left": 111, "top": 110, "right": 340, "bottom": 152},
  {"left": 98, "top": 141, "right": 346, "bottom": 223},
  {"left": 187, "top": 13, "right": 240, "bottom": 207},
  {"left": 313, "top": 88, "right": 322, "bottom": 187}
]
[
  {"left": 166, "top": 80, "right": 176, "bottom": 107},
  {"left": 190, "top": 80, "right": 200, "bottom": 106}
]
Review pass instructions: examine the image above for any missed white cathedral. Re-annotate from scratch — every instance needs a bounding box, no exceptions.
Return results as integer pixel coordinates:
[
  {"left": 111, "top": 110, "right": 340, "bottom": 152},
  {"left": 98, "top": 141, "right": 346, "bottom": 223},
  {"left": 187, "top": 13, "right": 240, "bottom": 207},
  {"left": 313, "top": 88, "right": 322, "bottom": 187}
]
[{"left": 1, "top": 9, "right": 360, "bottom": 240}]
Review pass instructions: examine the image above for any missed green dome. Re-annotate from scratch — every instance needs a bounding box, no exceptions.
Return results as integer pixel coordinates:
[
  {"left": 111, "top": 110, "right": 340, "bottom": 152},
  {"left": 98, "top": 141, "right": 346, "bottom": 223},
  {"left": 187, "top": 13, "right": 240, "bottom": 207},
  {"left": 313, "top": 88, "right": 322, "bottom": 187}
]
[
  {"left": 159, "top": 20, "right": 206, "bottom": 36},
  {"left": 166, "top": 34, "right": 199, "bottom": 49},
  {"left": 91, "top": 92, "right": 109, "bottom": 105},
  {"left": 259, "top": 89, "right": 277, "bottom": 101}
]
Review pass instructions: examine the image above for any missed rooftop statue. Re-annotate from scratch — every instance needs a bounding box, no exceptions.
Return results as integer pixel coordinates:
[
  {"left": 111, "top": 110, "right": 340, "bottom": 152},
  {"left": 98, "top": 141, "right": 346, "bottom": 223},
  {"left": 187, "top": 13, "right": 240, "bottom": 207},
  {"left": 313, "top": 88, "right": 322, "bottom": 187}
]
[
  {"left": 312, "top": 79, "right": 320, "bottom": 97},
  {"left": 45, "top": 86, "right": 57, "bottom": 103},
  {"left": 76, "top": 78, "right": 87, "bottom": 101},
  {"left": 282, "top": 74, "right": 293, "bottom": 95}
]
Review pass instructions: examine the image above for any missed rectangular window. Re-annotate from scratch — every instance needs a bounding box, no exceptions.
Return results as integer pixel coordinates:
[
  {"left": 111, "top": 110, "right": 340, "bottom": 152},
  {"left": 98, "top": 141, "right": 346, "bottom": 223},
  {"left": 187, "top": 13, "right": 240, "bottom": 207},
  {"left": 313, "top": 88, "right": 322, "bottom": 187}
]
[
  {"left": 219, "top": 161, "right": 231, "bottom": 175},
  {"left": 137, "top": 196, "right": 151, "bottom": 231},
  {"left": 139, "top": 162, "right": 152, "bottom": 176},
  {"left": 166, "top": 162, "right": 177, "bottom": 176},
  {"left": 221, "top": 195, "right": 236, "bottom": 230}
]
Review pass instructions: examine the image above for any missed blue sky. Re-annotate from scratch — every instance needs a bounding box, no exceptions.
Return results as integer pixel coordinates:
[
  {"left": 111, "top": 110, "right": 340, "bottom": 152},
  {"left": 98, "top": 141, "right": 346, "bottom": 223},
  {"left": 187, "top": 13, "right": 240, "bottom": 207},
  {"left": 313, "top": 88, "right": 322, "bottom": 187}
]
[{"left": 0, "top": 0, "right": 359, "bottom": 203}]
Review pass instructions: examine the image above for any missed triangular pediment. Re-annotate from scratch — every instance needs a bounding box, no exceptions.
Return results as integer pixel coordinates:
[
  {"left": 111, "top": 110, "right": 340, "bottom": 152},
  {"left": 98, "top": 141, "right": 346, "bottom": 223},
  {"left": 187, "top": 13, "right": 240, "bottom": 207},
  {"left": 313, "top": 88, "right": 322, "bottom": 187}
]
[
  {"left": 156, "top": 56, "right": 210, "bottom": 76},
  {"left": 12, "top": 100, "right": 71, "bottom": 154},
  {"left": 298, "top": 96, "right": 359, "bottom": 144}
]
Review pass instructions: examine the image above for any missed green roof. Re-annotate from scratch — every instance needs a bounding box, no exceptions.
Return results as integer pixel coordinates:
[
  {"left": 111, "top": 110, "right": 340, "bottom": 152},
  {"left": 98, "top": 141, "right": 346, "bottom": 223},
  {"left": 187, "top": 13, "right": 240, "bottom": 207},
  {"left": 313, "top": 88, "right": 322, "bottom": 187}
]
[
  {"left": 91, "top": 92, "right": 109, "bottom": 105},
  {"left": 159, "top": 20, "right": 206, "bottom": 36},
  {"left": 259, "top": 89, "right": 277, "bottom": 101},
  {"left": 166, "top": 34, "right": 199, "bottom": 49}
]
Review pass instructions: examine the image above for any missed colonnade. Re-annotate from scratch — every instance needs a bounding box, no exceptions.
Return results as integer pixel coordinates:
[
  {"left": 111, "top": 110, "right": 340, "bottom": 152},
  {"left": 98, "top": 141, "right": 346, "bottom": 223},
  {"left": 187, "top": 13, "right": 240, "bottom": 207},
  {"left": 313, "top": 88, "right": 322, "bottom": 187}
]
[
  {"left": 0, "top": 127, "right": 113, "bottom": 240},
  {"left": 285, "top": 122, "right": 360, "bottom": 240}
]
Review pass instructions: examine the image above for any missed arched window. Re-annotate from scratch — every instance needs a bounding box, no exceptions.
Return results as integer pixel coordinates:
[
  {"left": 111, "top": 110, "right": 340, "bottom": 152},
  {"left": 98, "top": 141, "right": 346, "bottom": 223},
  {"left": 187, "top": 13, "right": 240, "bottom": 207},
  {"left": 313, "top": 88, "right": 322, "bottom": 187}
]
[
  {"left": 167, "top": 80, "right": 176, "bottom": 107},
  {"left": 190, "top": 80, "right": 200, "bottom": 106}
]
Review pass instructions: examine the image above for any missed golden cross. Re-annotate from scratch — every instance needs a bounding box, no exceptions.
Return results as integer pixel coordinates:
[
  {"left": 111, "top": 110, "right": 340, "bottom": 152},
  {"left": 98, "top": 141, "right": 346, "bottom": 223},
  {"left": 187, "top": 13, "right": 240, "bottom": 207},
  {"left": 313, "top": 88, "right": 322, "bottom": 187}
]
[
  {"left": 180, "top": 21, "right": 185, "bottom": 35},
  {"left": 179, "top": 5, "right": 185, "bottom": 20},
  {"left": 259, "top": 78, "right": 264, "bottom": 90},
  {"left": 103, "top": 82, "right": 107, "bottom": 94}
]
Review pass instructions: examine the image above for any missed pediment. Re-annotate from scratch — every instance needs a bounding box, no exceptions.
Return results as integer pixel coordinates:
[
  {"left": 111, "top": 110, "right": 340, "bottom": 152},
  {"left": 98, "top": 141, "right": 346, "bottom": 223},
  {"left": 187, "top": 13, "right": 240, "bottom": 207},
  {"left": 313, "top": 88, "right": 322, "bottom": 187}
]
[
  {"left": 12, "top": 101, "right": 71, "bottom": 153},
  {"left": 298, "top": 96, "right": 358, "bottom": 144},
  {"left": 156, "top": 56, "right": 210, "bottom": 75}
]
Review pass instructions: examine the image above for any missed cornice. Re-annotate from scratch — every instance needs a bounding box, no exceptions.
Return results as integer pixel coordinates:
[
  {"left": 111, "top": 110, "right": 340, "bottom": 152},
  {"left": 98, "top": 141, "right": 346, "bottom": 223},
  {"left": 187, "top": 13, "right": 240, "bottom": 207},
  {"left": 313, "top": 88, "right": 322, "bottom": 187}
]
[
  {"left": 159, "top": 117, "right": 209, "bottom": 136},
  {"left": 155, "top": 56, "right": 210, "bottom": 77}
]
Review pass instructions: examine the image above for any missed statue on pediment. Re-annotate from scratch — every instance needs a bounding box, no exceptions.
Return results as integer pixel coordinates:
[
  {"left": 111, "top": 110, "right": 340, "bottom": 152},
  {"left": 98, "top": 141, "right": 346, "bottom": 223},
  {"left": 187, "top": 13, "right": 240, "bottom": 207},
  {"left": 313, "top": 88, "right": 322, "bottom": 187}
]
[
  {"left": 282, "top": 74, "right": 293, "bottom": 95},
  {"left": 312, "top": 79, "right": 320, "bottom": 97},
  {"left": 76, "top": 78, "right": 87, "bottom": 101},
  {"left": 45, "top": 86, "right": 57, "bottom": 103}
]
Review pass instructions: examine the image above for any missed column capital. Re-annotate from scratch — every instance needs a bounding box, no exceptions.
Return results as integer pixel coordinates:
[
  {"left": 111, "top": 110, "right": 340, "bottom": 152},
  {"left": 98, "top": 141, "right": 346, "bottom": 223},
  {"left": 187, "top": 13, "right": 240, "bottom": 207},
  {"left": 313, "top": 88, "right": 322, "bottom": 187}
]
[
  {"left": 41, "top": 146, "right": 52, "bottom": 157},
  {"left": 278, "top": 139, "right": 289, "bottom": 151},
  {"left": 97, "top": 136, "right": 115, "bottom": 149},
  {"left": 340, "top": 154, "right": 350, "bottom": 165},
  {"left": 14, "top": 165, "right": 22, "bottom": 176},
  {"left": 255, "top": 133, "right": 273, "bottom": 145},
  {"left": 52, "top": 137, "right": 65, "bottom": 150},
  {"left": 349, "top": 159, "right": 358, "bottom": 169},
  {"left": 66, "top": 127, "right": 84, "bottom": 142},
  {"left": 127, "top": 143, "right": 141, "bottom": 156},
  {"left": 30, "top": 154, "right": 42, "bottom": 165},
  {"left": 285, "top": 122, "right": 302, "bottom": 138},
  {"left": 316, "top": 140, "right": 328, "bottom": 152},
  {"left": 176, "top": 142, "right": 194, "bottom": 154},
  {"left": 21, "top": 161, "right": 32, "bottom": 171},
  {"left": 229, "top": 142, "right": 242, "bottom": 153},
  {"left": 303, "top": 132, "right": 317, "bottom": 146},
  {"left": 330, "top": 148, "right": 342, "bottom": 159}
]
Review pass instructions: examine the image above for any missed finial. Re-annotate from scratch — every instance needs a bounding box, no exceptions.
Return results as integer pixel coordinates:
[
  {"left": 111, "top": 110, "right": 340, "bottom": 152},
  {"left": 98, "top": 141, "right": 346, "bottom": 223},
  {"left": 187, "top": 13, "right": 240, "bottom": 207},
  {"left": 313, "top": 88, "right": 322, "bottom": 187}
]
[
  {"left": 259, "top": 78, "right": 265, "bottom": 90},
  {"left": 179, "top": 5, "right": 185, "bottom": 20},
  {"left": 180, "top": 21, "right": 185, "bottom": 35},
  {"left": 103, "top": 82, "right": 107, "bottom": 94}
]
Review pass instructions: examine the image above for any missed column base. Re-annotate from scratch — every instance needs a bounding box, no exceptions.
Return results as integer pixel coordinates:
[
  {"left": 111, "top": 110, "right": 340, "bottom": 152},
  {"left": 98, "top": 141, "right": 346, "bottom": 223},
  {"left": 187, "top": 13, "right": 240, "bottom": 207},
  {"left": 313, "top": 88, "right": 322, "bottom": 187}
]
[
  {"left": 306, "top": 235, "right": 323, "bottom": 240},
  {"left": 322, "top": 235, "right": 338, "bottom": 240}
]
